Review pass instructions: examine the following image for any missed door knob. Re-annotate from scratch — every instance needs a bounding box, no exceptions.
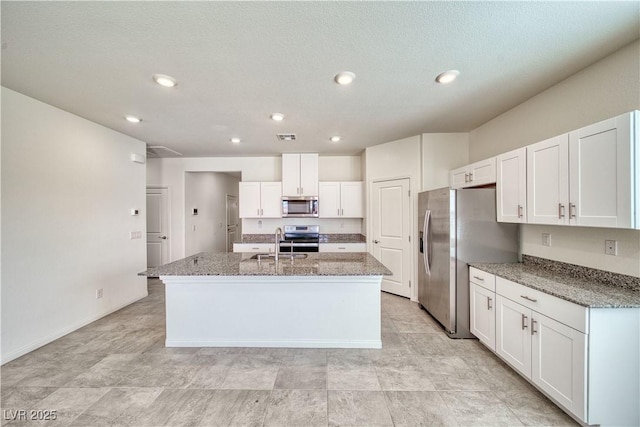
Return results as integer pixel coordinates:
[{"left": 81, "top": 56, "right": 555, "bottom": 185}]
[
  {"left": 159, "top": 236, "right": 167, "bottom": 240},
  {"left": 373, "top": 240, "right": 380, "bottom": 244}
]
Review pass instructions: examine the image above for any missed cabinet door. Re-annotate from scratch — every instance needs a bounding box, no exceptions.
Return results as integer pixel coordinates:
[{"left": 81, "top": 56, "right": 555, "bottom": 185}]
[
  {"left": 527, "top": 134, "right": 569, "bottom": 225},
  {"left": 260, "top": 182, "right": 282, "bottom": 218},
  {"left": 319, "top": 182, "right": 340, "bottom": 218},
  {"left": 239, "top": 182, "right": 261, "bottom": 218},
  {"left": 319, "top": 243, "right": 367, "bottom": 252},
  {"left": 469, "top": 157, "right": 496, "bottom": 186},
  {"left": 497, "top": 148, "right": 526, "bottom": 223},
  {"left": 450, "top": 166, "right": 469, "bottom": 189},
  {"left": 470, "top": 283, "right": 496, "bottom": 350},
  {"left": 299, "top": 153, "right": 319, "bottom": 196},
  {"left": 282, "top": 154, "right": 301, "bottom": 196},
  {"left": 531, "top": 313, "right": 586, "bottom": 421},
  {"left": 340, "top": 182, "right": 364, "bottom": 217},
  {"left": 496, "top": 295, "right": 532, "bottom": 378},
  {"left": 233, "top": 243, "right": 276, "bottom": 253},
  {"left": 569, "top": 112, "right": 635, "bottom": 228}
]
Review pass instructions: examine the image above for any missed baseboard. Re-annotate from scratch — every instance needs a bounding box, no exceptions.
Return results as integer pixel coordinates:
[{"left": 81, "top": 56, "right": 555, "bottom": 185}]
[
  {"left": 1, "top": 290, "right": 149, "bottom": 365},
  {"left": 165, "top": 339, "right": 382, "bottom": 349}
]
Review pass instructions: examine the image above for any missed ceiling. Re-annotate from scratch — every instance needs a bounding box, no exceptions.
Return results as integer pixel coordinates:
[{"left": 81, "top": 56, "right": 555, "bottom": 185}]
[{"left": 2, "top": 2, "right": 638, "bottom": 157}]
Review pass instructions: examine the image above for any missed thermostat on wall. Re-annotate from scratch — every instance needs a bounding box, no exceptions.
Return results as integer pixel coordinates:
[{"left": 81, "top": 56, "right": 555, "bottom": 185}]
[
  {"left": 192, "top": 208, "right": 198, "bottom": 215},
  {"left": 131, "top": 208, "right": 139, "bottom": 216}
]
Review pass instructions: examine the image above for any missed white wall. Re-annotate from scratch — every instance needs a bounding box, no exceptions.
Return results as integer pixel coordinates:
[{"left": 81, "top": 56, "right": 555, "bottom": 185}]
[
  {"left": 468, "top": 40, "right": 640, "bottom": 277},
  {"left": 146, "top": 155, "right": 363, "bottom": 260},
  {"left": 421, "top": 133, "right": 469, "bottom": 191},
  {"left": 185, "top": 172, "right": 240, "bottom": 255},
  {"left": 365, "top": 135, "right": 422, "bottom": 300},
  {"left": 1, "top": 88, "right": 148, "bottom": 363}
]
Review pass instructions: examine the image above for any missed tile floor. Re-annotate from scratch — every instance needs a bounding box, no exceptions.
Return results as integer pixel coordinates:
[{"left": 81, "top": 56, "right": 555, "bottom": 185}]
[{"left": 1, "top": 279, "right": 577, "bottom": 426}]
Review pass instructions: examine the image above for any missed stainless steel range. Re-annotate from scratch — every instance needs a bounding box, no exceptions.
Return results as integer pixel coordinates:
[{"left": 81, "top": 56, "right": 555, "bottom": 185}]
[{"left": 279, "top": 225, "right": 319, "bottom": 252}]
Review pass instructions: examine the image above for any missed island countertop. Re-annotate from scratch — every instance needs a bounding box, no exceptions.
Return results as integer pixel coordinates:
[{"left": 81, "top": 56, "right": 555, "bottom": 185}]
[{"left": 141, "top": 252, "right": 392, "bottom": 277}]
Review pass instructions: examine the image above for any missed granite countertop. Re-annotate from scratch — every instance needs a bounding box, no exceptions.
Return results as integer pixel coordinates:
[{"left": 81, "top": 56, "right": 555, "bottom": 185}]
[
  {"left": 241, "top": 234, "right": 366, "bottom": 244},
  {"left": 141, "top": 252, "right": 392, "bottom": 277},
  {"left": 470, "top": 261, "right": 640, "bottom": 309}
]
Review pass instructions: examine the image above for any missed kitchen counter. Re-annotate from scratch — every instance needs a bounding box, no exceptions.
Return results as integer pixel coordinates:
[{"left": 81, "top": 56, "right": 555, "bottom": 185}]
[
  {"left": 141, "top": 252, "right": 390, "bottom": 277},
  {"left": 143, "top": 252, "right": 390, "bottom": 349},
  {"left": 470, "top": 257, "right": 640, "bottom": 308},
  {"left": 240, "top": 233, "right": 366, "bottom": 244}
]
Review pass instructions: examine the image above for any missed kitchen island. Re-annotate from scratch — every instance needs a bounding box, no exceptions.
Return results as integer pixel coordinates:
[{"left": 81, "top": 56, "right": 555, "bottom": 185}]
[{"left": 141, "top": 252, "right": 392, "bottom": 349}]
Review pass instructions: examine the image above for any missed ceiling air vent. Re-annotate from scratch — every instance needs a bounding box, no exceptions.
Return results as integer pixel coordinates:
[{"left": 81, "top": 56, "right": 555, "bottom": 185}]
[
  {"left": 146, "top": 145, "right": 183, "bottom": 158},
  {"left": 276, "top": 133, "right": 296, "bottom": 142}
]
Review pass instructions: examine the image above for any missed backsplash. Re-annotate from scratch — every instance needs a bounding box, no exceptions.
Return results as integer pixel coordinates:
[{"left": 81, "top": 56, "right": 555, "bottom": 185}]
[{"left": 522, "top": 255, "right": 640, "bottom": 292}]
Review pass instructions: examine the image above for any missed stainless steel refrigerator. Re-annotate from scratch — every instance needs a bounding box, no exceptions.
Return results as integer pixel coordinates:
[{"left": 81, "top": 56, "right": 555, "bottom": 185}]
[{"left": 418, "top": 187, "right": 519, "bottom": 338}]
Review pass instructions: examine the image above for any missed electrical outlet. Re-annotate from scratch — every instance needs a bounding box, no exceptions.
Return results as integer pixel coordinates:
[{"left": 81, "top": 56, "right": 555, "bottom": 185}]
[
  {"left": 96, "top": 288, "right": 103, "bottom": 299},
  {"left": 605, "top": 240, "right": 617, "bottom": 256},
  {"left": 542, "top": 233, "right": 551, "bottom": 247}
]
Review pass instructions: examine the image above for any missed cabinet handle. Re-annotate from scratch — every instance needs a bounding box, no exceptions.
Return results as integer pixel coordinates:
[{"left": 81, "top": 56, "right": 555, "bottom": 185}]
[
  {"left": 487, "top": 297, "right": 493, "bottom": 310},
  {"left": 260, "top": 208, "right": 263, "bottom": 216},
  {"left": 341, "top": 208, "right": 344, "bottom": 216},
  {"left": 517, "top": 205, "right": 523, "bottom": 218},
  {"left": 257, "top": 209, "right": 260, "bottom": 216},
  {"left": 569, "top": 203, "right": 576, "bottom": 219},
  {"left": 472, "top": 275, "right": 484, "bottom": 281},
  {"left": 464, "top": 173, "right": 469, "bottom": 183},
  {"left": 337, "top": 209, "right": 340, "bottom": 216},
  {"left": 338, "top": 247, "right": 346, "bottom": 250},
  {"left": 252, "top": 247, "right": 260, "bottom": 250},
  {"left": 520, "top": 295, "right": 537, "bottom": 302},
  {"left": 469, "top": 172, "right": 473, "bottom": 181},
  {"left": 521, "top": 314, "right": 528, "bottom": 330},
  {"left": 531, "top": 318, "right": 538, "bottom": 336},
  {"left": 558, "top": 203, "right": 565, "bottom": 219}
]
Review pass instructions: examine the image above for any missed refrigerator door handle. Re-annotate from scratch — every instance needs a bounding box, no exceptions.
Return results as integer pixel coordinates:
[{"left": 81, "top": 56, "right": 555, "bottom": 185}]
[{"left": 423, "top": 210, "right": 431, "bottom": 275}]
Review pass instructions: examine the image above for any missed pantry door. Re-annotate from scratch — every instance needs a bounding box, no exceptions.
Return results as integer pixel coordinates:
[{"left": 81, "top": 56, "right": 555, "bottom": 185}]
[
  {"left": 146, "top": 187, "right": 170, "bottom": 267},
  {"left": 371, "top": 178, "right": 412, "bottom": 297}
]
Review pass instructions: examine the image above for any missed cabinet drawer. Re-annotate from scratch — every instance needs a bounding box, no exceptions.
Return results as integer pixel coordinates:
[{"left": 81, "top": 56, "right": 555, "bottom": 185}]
[
  {"left": 469, "top": 267, "right": 496, "bottom": 292},
  {"left": 233, "top": 243, "right": 276, "bottom": 253},
  {"left": 319, "top": 243, "right": 366, "bottom": 252},
  {"left": 496, "top": 277, "right": 588, "bottom": 333}
]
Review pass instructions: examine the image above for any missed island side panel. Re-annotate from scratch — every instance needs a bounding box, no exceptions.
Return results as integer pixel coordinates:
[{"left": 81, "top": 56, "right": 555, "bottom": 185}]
[{"left": 162, "top": 275, "right": 382, "bottom": 348}]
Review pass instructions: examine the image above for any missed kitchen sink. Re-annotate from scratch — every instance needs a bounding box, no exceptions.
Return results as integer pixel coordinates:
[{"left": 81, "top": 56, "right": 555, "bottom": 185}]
[{"left": 249, "top": 253, "right": 309, "bottom": 260}]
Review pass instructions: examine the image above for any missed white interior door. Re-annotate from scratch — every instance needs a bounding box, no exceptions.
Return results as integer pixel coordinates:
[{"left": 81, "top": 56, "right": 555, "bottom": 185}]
[
  {"left": 226, "top": 194, "right": 239, "bottom": 252},
  {"left": 371, "top": 178, "right": 411, "bottom": 297},
  {"left": 146, "top": 187, "right": 170, "bottom": 267}
]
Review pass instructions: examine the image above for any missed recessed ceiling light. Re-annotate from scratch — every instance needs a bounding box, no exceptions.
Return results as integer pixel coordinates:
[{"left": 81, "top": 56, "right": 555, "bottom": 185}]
[
  {"left": 230, "top": 137, "right": 241, "bottom": 144},
  {"left": 152, "top": 74, "right": 178, "bottom": 88},
  {"left": 124, "top": 115, "right": 142, "bottom": 123},
  {"left": 330, "top": 136, "right": 341, "bottom": 142},
  {"left": 435, "top": 70, "right": 460, "bottom": 84},
  {"left": 334, "top": 71, "right": 356, "bottom": 85},
  {"left": 270, "top": 113, "right": 285, "bottom": 121}
]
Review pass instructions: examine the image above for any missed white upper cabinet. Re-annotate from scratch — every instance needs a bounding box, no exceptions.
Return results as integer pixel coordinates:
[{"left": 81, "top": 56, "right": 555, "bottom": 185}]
[
  {"left": 282, "top": 153, "right": 318, "bottom": 197},
  {"left": 450, "top": 157, "right": 496, "bottom": 189},
  {"left": 239, "top": 181, "right": 282, "bottom": 218},
  {"left": 527, "top": 111, "right": 638, "bottom": 229},
  {"left": 569, "top": 112, "right": 636, "bottom": 228},
  {"left": 319, "top": 181, "right": 363, "bottom": 218},
  {"left": 527, "top": 134, "right": 570, "bottom": 225},
  {"left": 497, "top": 147, "right": 527, "bottom": 223}
]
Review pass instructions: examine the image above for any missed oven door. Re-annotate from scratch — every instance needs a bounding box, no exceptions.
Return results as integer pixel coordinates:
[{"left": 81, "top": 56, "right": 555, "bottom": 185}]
[{"left": 279, "top": 241, "right": 319, "bottom": 253}]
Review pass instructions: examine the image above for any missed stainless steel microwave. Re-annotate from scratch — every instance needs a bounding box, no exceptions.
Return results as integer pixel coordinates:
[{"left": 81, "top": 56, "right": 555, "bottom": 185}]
[{"left": 282, "top": 196, "right": 319, "bottom": 217}]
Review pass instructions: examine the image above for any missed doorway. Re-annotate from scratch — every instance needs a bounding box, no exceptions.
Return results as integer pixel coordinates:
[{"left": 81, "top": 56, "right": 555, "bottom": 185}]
[
  {"left": 146, "top": 187, "right": 170, "bottom": 267},
  {"left": 371, "top": 178, "right": 412, "bottom": 297}
]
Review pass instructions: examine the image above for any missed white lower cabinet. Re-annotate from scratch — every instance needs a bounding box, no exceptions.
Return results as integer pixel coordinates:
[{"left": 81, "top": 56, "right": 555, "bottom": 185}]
[
  {"left": 471, "top": 270, "right": 639, "bottom": 426},
  {"left": 319, "top": 243, "right": 366, "bottom": 252}
]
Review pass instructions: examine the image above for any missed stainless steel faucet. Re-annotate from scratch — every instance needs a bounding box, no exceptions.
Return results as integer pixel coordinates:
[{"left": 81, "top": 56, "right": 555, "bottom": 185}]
[{"left": 274, "top": 227, "right": 283, "bottom": 262}]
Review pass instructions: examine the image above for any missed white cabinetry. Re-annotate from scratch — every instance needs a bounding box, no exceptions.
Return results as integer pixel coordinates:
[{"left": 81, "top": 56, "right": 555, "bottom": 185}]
[
  {"left": 239, "top": 182, "right": 282, "bottom": 218},
  {"left": 233, "top": 243, "right": 276, "bottom": 253},
  {"left": 282, "top": 153, "right": 318, "bottom": 197},
  {"left": 319, "top": 243, "right": 366, "bottom": 252},
  {"left": 494, "top": 276, "right": 589, "bottom": 423},
  {"left": 319, "top": 181, "right": 363, "bottom": 218},
  {"left": 527, "top": 111, "right": 638, "bottom": 228},
  {"left": 469, "top": 267, "right": 496, "bottom": 350},
  {"left": 450, "top": 157, "right": 496, "bottom": 189},
  {"left": 496, "top": 148, "right": 527, "bottom": 223}
]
